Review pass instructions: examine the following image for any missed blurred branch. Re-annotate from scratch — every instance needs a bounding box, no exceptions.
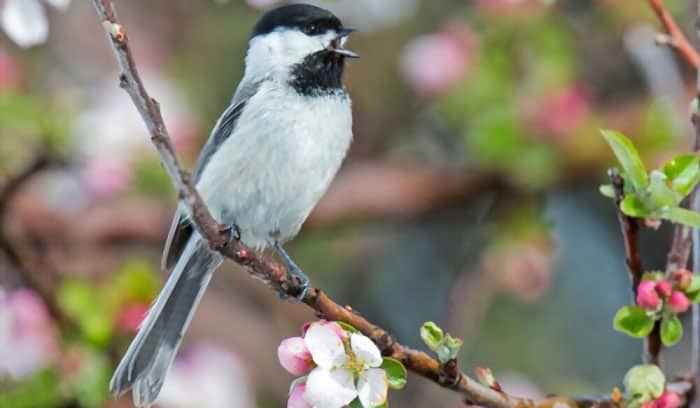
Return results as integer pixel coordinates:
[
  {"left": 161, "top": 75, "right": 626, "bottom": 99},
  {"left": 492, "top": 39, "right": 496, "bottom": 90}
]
[
  {"left": 309, "top": 163, "right": 502, "bottom": 225},
  {"left": 0, "top": 152, "right": 71, "bottom": 325},
  {"left": 648, "top": 0, "right": 700, "bottom": 69},
  {"left": 90, "top": 1, "right": 696, "bottom": 406}
]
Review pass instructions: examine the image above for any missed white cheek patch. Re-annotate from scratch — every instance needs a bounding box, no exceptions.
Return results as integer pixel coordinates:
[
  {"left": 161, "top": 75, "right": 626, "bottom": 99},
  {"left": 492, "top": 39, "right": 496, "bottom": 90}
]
[{"left": 245, "top": 29, "right": 332, "bottom": 82}]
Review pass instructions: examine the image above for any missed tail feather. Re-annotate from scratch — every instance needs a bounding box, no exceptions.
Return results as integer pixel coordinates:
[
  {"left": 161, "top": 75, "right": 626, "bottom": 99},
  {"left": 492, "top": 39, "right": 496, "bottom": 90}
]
[{"left": 110, "top": 234, "right": 222, "bottom": 407}]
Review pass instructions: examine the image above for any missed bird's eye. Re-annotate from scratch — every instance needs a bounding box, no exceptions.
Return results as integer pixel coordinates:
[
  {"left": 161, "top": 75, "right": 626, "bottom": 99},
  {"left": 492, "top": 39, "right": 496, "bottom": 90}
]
[{"left": 305, "top": 24, "right": 319, "bottom": 35}]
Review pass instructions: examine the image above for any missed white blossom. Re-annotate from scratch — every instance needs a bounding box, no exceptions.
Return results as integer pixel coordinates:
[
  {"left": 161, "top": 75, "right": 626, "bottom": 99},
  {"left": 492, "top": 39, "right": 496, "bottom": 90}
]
[
  {"left": 301, "top": 323, "right": 388, "bottom": 408},
  {"left": 0, "top": 0, "right": 69, "bottom": 48}
]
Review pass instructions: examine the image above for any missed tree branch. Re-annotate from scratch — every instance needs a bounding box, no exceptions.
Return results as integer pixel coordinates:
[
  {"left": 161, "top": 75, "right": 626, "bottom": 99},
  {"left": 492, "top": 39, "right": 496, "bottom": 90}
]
[
  {"left": 648, "top": 0, "right": 700, "bottom": 69},
  {"left": 90, "top": 1, "right": 693, "bottom": 406},
  {"left": 0, "top": 152, "right": 71, "bottom": 326}
]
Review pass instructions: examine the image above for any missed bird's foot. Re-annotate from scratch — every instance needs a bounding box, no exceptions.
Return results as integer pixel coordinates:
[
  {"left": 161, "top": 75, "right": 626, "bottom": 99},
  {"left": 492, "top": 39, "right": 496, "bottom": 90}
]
[
  {"left": 218, "top": 222, "right": 241, "bottom": 248},
  {"left": 273, "top": 242, "right": 310, "bottom": 302}
]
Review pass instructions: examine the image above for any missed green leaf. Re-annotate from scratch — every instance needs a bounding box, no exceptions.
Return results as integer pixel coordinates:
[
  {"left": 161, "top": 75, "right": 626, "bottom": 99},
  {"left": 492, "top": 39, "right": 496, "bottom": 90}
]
[
  {"left": 647, "top": 170, "right": 678, "bottom": 209},
  {"left": 434, "top": 335, "right": 464, "bottom": 363},
  {"left": 380, "top": 357, "right": 407, "bottom": 390},
  {"left": 602, "top": 129, "right": 649, "bottom": 191},
  {"left": 613, "top": 306, "right": 655, "bottom": 338},
  {"left": 623, "top": 364, "right": 665, "bottom": 402},
  {"left": 350, "top": 399, "right": 388, "bottom": 408},
  {"left": 337, "top": 321, "right": 360, "bottom": 334},
  {"left": 599, "top": 184, "right": 615, "bottom": 198},
  {"left": 661, "top": 207, "right": 700, "bottom": 228},
  {"left": 58, "top": 280, "right": 113, "bottom": 345},
  {"left": 620, "top": 195, "right": 649, "bottom": 218},
  {"left": 687, "top": 276, "right": 700, "bottom": 302},
  {"left": 660, "top": 315, "right": 683, "bottom": 346},
  {"left": 662, "top": 154, "right": 700, "bottom": 197},
  {"left": 349, "top": 399, "right": 363, "bottom": 408},
  {"left": 420, "top": 322, "right": 444, "bottom": 350},
  {"left": 642, "top": 271, "right": 665, "bottom": 282}
]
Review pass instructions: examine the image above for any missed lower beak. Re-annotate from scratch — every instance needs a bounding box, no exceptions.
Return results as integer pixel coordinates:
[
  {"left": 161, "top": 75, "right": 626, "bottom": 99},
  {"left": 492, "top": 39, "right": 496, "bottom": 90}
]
[{"left": 328, "top": 28, "right": 359, "bottom": 58}]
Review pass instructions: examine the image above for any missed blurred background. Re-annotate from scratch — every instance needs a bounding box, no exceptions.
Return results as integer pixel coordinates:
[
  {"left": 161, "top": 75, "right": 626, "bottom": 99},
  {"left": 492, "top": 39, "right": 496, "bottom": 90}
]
[{"left": 1, "top": 0, "right": 699, "bottom": 407}]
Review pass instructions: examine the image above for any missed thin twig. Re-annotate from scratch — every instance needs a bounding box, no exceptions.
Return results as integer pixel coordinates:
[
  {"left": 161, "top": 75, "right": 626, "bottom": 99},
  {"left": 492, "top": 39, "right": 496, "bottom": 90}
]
[
  {"left": 648, "top": 0, "right": 700, "bottom": 69},
  {"left": 609, "top": 169, "right": 644, "bottom": 291},
  {"left": 0, "top": 152, "right": 70, "bottom": 325},
  {"left": 608, "top": 169, "right": 661, "bottom": 364},
  {"left": 90, "top": 1, "right": 693, "bottom": 406}
]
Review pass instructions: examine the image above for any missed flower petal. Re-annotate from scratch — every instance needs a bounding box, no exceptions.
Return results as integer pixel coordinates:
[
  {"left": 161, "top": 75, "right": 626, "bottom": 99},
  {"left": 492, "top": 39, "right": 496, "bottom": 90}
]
[
  {"left": 288, "top": 381, "right": 312, "bottom": 408},
  {"left": 350, "top": 333, "right": 382, "bottom": 368},
  {"left": 1, "top": 0, "right": 48, "bottom": 48},
  {"left": 278, "top": 337, "right": 313, "bottom": 376},
  {"left": 304, "top": 367, "right": 358, "bottom": 408},
  {"left": 304, "top": 323, "right": 347, "bottom": 369},
  {"left": 358, "top": 368, "right": 388, "bottom": 408}
]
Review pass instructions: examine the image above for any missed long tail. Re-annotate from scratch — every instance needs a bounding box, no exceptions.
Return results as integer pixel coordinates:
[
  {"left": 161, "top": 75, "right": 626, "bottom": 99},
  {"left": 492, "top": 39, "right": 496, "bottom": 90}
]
[{"left": 109, "top": 234, "right": 222, "bottom": 407}]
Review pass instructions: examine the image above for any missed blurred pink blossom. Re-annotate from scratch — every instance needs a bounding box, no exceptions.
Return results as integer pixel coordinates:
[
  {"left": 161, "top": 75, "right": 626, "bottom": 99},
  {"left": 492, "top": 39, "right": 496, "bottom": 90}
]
[
  {"left": 278, "top": 336, "right": 313, "bottom": 376},
  {"left": 115, "top": 302, "right": 149, "bottom": 334},
  {"left": 526, "top": 86, "right": 590, "bottom": 139},
  {"left": 0, "top": 288, "right": 58, "bottom": 379},
  {"left": 400, "top": 23, "right": 477, "bottom": 96},
  {"left": 80, "top": 157, "right": 133, "bottom": 200},
  {"left": 0, "top": 0, "right": 69, "bottom": 48},
  {"left": 157, "top": 342, "right": 254, "bottom": 408},
  {"left": 0, "top": 49, "right": 22, "bottom": 89},
  {"left": 474, "top": 0, "right": 546, "bottom": 16},
  {"left": 483, "top": 242, "right": 555, "bottom": 303}
]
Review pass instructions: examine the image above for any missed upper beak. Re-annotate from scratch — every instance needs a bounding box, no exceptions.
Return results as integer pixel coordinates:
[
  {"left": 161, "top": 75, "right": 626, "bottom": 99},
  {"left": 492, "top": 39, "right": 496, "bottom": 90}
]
[{"left": 328, "top": 28, "right": 359, "bottom": 58}]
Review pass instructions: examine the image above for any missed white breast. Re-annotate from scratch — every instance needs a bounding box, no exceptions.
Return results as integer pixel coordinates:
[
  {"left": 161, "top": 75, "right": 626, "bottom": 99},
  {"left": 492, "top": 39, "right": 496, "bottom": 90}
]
[{"left": 196, "top": 81, "right": 353, "bottom": 249}]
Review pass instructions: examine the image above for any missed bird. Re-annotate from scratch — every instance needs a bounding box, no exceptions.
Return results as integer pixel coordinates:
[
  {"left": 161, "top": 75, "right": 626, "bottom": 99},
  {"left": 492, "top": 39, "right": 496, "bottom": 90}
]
[{"left": 108, "top": 4, "right": 357, "bottom": 406}]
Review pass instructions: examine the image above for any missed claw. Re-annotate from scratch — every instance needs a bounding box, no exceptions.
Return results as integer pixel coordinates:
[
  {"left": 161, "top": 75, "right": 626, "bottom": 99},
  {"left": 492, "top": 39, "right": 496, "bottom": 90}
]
[
  {"left": 273, "top": 242, "right": 310, "bottom": 302},
  {"left": 219, "top": 223, "right": 241, "bottom": 248}
]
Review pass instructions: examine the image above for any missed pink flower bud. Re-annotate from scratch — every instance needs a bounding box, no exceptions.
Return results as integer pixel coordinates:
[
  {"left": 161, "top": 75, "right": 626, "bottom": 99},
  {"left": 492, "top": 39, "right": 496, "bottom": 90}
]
[
  {"left": 400, "top": 27, "right": 476, "bottom": 96},
  {"left": 655, "top": 280, "right": 672, "bottom": 298},
  {"left": 287, "top": 381, "right": 311, "bottom": 408},
  {"left": 637, "top": 280, "right": 661, "bottom": 311},
  {"left": 301, "top": 320, "right": 348, "bottom": 341},
  {"left": 655, "top": 392, "right": 682, "bottom": 408},
  {"left": 668, "top": 291, "right": 690, "bottom": 313},
  {"left": 671, "top": 268, "right": 692, "bottom": 290},
  {"left": 277, "top": 337, "right": 313, "bottom": 376}
]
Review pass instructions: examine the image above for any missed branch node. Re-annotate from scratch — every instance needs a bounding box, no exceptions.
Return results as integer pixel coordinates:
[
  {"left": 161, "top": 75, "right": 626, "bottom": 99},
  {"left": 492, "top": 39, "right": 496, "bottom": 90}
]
[
  {"left": 119, "top": 75, "right": 130, "bottom": 91},
  {"left": 438, "top": 358, "right": 462, "bottom": 387}
]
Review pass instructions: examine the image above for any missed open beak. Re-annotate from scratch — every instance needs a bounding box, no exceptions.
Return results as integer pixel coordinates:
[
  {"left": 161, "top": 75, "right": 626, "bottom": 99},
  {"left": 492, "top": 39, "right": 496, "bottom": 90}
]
[{"left": 328, "top": 28, "right": 359, "bottom": 58}]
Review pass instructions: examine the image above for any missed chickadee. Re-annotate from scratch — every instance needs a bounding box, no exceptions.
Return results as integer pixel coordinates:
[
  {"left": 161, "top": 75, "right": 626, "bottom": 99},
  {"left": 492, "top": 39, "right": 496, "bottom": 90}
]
[{"left": 109, "top": 4, "right": 357, "bottom": 406}]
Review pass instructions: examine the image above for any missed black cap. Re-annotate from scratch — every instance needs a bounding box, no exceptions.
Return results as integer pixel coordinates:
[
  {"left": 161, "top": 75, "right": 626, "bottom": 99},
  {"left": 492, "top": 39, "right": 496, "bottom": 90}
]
[{"left": 251, "top": 4, "right": 343, "bottom": 38}]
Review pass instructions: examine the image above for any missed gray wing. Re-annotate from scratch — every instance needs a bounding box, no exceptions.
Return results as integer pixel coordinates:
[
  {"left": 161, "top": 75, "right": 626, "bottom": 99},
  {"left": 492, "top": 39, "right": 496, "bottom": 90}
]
[{"left": 161, "top": 80, "right": 260, "bottom": 272}]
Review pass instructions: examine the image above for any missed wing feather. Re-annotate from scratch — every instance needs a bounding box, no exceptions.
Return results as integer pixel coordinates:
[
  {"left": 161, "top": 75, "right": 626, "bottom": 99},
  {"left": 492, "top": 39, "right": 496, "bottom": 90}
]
[{"left": 162, "top": 80, "right": 260, "bottom": 271}]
